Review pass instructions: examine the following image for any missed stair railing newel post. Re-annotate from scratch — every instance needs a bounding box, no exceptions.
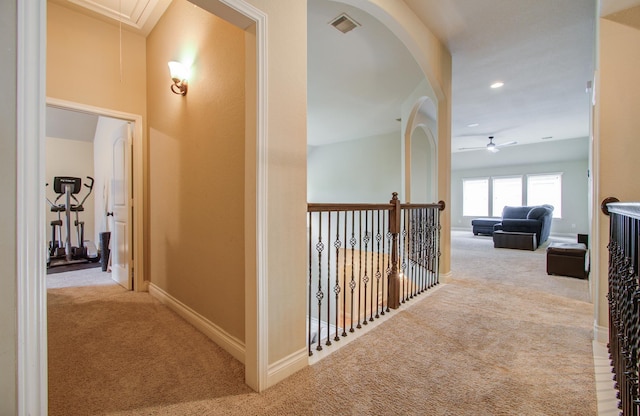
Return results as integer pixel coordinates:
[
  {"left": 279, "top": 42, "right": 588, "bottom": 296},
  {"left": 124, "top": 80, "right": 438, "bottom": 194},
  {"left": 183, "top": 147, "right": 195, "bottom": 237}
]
[{"left": 388, "top": 192, "right": 402, "bottom": 309}]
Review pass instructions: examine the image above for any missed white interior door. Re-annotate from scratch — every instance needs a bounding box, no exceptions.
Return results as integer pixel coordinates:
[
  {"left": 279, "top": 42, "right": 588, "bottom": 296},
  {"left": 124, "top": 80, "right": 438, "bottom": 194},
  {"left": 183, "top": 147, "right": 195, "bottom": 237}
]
[{"left": 109, "top": 123, "right": 132, "bottom": 289}]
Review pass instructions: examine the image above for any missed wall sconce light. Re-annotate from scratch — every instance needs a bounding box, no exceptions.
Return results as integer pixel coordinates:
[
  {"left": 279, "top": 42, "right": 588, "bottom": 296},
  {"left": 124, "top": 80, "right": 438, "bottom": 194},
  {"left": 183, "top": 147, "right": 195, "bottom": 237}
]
[{"left": 168, "top": 61, "right": 189, "bottom": 96}]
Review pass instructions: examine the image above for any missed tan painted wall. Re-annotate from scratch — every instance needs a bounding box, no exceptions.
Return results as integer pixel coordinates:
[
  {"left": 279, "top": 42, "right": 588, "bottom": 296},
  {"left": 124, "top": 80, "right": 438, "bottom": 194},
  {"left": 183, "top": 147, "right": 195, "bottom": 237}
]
[
  {"left": 147, "top": 0, "right": 246, "bottom": 342},
  {"left": 242, "top": 0, "right": 309, "bottom": 365},
  {"left": 47, "top": 2, "right": 147, "bottom": 117},
  {"left": 594, "top": 18, "right": 640, "bottom": 331},
  {"left": 0, "top": 0, "right": 17, "bottom": 412}
]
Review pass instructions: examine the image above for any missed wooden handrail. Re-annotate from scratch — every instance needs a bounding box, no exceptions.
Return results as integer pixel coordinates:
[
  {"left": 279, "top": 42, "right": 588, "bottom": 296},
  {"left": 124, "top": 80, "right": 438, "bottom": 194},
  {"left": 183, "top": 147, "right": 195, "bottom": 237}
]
[
  {"left": 606, "top": 201, "right": 640, "bottom": 220},
  {"left": 307, "top": 203, "right": 393, "bottom": 212}
]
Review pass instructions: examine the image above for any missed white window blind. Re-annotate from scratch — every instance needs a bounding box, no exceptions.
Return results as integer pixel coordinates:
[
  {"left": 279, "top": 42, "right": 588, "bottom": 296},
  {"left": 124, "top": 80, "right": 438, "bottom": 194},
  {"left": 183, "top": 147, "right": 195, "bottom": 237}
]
[
  {"left": 463, "top": 178, "right": 489, "bottom": 216},
  {"left": 527, "top": 174, "right": 562, "bottom": 218},
  {"left": 492, "top": 176, "right": 522, "bottom": 217}
]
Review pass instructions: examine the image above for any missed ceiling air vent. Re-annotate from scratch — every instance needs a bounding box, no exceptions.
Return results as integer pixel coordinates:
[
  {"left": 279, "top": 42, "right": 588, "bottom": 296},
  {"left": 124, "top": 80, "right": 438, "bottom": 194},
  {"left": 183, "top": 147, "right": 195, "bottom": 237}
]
[{"left": 330, "top": 13, "right": 360, "bottom": 34}]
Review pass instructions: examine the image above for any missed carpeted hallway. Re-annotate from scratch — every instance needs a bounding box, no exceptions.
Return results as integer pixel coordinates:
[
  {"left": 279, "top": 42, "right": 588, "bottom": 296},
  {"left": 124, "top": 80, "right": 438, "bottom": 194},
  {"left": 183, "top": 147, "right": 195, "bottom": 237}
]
[{"left": 48, "top": 231, "right": 598, "bottom": 415}]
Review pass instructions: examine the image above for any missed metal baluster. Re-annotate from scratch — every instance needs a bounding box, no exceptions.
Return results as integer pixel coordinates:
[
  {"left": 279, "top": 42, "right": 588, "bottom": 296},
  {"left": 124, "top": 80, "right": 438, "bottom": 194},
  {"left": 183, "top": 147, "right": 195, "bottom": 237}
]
[
  {"left": 342, "top": 212, "right": 348, "bottom": 338},
  {"left": 308, "top": 211, "right": 313, "bottom": 356},
  {"left": 418, "top": 208, "right": 425, "bottom": 293},
  {"left": 369, "top": 210, "right": 375, "bottom": 322},
  {"left": 385, "top": 226, "right": 392, "bottom": 313},
  {"left": 315, "top": 212, "right": 324, "bottom": 351},
  {"left": 334, "top": 211, "right": 341, "bottom": 342},
  {"left": 349, "top": 211, "right": 356, "bottom": 333},
  {"left": 357, "top": 211, "right": 363, "bottom": 329},
  {"left": 402, "top": 210, "right": 408, "bottom": 303},
  {"left": 381, "top": 212, "right": 387, "bottom": 315},
  {"left": 325, "top": 212, "right": 332, "bottom": 346},
  {"left": 436, "top": 203, "right": 442, "bottom": 286},
  {"left": 362, "top": 210, "right": 370, "bottom": 326},
  {"left": 407, "top": 209, "right": 415, "bottom": 299},
  {"left": 375, "top": 210, "right": 382, "bottom": 319}
]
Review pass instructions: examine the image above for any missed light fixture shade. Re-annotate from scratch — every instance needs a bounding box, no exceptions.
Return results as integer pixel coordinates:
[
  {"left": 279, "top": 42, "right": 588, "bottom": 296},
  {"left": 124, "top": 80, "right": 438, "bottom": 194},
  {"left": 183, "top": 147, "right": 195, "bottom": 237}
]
[
  {"left": 168, "top": 61, "right": 189, "bottom": 82},
  {"left": 168, "top": 61, "right": 189, "bottom": 96}
]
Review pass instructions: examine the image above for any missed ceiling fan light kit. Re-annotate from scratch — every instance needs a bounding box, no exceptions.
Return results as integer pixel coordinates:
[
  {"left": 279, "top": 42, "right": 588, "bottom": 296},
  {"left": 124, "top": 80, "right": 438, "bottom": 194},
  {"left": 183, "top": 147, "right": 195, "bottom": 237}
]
[{"left": 458, "top": 136, "right": 517, "bottom": 152}]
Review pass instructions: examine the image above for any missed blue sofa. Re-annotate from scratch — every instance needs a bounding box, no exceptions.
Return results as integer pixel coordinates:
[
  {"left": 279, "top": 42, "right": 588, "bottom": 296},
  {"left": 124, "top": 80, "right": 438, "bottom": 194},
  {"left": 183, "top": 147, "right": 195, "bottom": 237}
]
[{"left": 493, "top": 205, "right": 554, "bottom": 246}]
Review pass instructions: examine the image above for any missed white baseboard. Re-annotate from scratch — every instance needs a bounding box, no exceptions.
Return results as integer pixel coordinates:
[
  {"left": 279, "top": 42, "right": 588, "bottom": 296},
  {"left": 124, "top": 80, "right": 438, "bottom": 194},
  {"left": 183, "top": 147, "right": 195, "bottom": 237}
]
[
  {"left": 267, "top": 347, "right": 308, "bottom": 387},
  {"left": 148, "top": 283, "right": 245, "bottom": 363},
  {"left": 594, "top": 322, "right": 609, "bottom": 344}
]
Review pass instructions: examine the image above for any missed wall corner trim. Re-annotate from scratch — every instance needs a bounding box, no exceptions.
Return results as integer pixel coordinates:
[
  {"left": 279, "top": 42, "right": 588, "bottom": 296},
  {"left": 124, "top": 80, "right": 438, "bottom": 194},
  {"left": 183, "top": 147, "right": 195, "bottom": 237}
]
[{"left": 148, "top": 283, "right": 246, "bottom": 363}]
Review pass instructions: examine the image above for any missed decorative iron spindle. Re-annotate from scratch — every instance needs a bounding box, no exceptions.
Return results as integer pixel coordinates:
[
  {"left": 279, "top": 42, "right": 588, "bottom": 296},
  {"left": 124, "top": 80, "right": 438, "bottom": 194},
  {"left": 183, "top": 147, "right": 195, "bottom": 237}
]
[
  {"left": 369, "top": 211, "right": 375, "bottom": 322},
  {"left": 342, "top": 214, "right": 348, "bottom": 338},
  {"left": 375, "top": 210, "right": 382, "bottom": 318},
  {"left": 349, "top": 211, "right": 356, "bottom": 333},
  {"left": 334, "top": 212, "right": 341, "bottom": 342},
  {"left": 325, "top": 212, "right": 331, "bottom": 347},
  {"left": 385, "top": 229, "right": 392, "bottom": 313},
  {"left": 401, "top": 213, "right": 408, "bottom": 303},
  {"left": 315, "top": 212, "right": 324, "bottom": 351},
  {"left": 308, "top": 212, "right": 313, "bottom": 356},
  {"left": 362, "top": 211, "right": 370, "bottom": 326}
]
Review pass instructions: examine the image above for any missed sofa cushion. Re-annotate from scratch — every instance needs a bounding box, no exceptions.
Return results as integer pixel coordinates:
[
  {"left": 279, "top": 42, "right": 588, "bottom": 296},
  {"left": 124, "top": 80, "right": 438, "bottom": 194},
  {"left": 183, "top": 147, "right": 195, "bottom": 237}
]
[
  {"left": 501, "top": 206, "right": 531, "bottom": 219},
  {"left": 527, "top": 206, "right": 548, "bottom": 220}
]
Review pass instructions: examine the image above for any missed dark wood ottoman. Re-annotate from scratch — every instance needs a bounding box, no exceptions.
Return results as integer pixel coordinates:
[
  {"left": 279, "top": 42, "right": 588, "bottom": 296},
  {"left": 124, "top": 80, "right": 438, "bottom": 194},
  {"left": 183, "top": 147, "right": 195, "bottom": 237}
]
[
  {"left": 493, "top": 230, "right": 537, "bottom": 250},
  {"left": 471, "top": 218, "right": 501, "bottom": 235},
  {"left": 546, "top": 242, "right": 588, "bottom": 279}
]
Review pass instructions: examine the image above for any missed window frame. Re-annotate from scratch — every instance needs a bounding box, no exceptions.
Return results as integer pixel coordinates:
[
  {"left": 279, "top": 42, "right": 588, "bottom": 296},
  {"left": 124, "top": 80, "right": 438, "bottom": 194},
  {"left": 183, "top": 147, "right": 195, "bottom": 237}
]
[{"left": 462, "top": 177, "right": 490, "bottom": 217}]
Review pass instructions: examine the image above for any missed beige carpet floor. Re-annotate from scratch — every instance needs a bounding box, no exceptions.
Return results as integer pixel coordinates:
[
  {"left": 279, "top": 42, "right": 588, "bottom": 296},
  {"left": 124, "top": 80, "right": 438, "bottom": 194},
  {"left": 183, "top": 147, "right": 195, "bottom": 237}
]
[{"left": 48, "top": 231, "right": 597, "bottom": 415}]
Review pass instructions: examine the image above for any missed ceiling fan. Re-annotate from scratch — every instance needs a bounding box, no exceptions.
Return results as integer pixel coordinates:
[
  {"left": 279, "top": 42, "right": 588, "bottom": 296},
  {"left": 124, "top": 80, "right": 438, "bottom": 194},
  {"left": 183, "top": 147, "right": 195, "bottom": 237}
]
[{"left": 458, "top": 136, "right": 517, "bottom": 153}]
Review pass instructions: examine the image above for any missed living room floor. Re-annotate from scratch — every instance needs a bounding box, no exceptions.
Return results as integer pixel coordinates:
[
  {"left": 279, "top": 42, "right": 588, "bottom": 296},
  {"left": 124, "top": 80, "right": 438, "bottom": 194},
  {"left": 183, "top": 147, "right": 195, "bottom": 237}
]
[{"left": 451, "top": 229, "right": 617, "bottom": 415}]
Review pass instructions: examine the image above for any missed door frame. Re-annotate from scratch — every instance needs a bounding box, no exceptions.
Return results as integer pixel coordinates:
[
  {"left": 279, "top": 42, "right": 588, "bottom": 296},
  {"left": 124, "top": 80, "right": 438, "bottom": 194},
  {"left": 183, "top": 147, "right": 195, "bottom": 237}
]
[
  {"left": 46, "top": 97, "right": 145, "bottom": 292},
  {"left": 18, "top": 0, "right": 269, "bottom": 412}
]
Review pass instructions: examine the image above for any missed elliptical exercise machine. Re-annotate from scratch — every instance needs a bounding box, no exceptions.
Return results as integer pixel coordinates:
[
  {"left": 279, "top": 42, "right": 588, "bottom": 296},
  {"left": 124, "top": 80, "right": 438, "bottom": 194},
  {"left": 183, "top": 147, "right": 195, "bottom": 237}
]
[{"left": 46, "top": 176, "right": 100, "bottom": 268}]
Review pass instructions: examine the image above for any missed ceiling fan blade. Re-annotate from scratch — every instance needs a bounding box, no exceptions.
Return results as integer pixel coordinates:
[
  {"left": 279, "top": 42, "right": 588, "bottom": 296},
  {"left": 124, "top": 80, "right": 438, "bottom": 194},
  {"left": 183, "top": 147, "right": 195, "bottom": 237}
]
[
  {"left": 495, "top": 140, "right": 517, "bottom": 147},
  {"left": 458, "top": 146, "right": 486, "bottom": 151}
]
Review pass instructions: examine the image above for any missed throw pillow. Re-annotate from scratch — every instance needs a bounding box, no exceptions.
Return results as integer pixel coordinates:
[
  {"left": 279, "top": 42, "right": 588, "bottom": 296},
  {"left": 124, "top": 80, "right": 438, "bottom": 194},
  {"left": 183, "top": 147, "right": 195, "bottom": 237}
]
[{"left": 527, "top": 206, "right": 547, "bottom": 219}]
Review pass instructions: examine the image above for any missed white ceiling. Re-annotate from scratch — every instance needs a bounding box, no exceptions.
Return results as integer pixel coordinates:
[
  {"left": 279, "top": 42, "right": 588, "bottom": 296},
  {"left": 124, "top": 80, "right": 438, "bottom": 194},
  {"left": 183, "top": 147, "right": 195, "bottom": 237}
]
[
  {"left": 49, "top": 0, "right": 640, "bottom": 156},
  {"left": 49, "top": 0, "right": 171, "bottom": 35},
  {"left": 46, "top": 106, "right": 99, "bottom": 142},
  {"left": 411, "top": 0, "right": 597, "bottom": 153},
  {"left": 307, "top": 0, "right": 425, "bottom": 146}
]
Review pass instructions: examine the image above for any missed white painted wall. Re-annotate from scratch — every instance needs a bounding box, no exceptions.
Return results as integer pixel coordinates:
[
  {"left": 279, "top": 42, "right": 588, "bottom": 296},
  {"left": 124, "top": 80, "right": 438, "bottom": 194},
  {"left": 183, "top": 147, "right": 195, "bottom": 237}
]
[
  {"left": 307, "top": 132, "right": 402, "bottom": 203},
  {"left": 45, "top": 137, "right": 96, "bottom": 249}
]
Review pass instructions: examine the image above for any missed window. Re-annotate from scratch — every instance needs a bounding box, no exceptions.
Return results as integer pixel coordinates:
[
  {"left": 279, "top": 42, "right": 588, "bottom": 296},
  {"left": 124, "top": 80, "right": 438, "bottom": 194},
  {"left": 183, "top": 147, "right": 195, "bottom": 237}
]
[
  {"left": 463, "top": 178, "right": 489, "bottom": 216},
  {"left": 527, "top": 174, "right": 562, "bottom": 218},
  {"left": 492, "top": 176, "right": 522, "bottom": 217}
]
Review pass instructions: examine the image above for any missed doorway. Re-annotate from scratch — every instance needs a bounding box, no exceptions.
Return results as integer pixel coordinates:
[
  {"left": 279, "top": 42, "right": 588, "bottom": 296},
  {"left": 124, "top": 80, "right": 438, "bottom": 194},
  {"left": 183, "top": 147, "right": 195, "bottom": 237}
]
[{"left": 46, "top": 98, "right": 144, "bottom": 292}]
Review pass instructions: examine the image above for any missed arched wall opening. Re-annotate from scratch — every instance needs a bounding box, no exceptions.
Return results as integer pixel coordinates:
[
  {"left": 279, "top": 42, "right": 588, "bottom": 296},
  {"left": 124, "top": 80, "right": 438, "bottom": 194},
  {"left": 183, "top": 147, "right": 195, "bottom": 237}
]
[{"left": 403, "top": 96, "right": 438, "bottom": 203}]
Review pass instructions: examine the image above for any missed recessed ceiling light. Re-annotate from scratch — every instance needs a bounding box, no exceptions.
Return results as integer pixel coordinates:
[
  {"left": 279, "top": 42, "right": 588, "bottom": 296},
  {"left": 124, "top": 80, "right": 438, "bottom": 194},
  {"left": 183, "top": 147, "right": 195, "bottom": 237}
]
[
  {"left": 490, "top": 82, "right": 504, "bottom": 89},
  {"left": 466, "top": 123, "right": 479, "bottom": 127}
]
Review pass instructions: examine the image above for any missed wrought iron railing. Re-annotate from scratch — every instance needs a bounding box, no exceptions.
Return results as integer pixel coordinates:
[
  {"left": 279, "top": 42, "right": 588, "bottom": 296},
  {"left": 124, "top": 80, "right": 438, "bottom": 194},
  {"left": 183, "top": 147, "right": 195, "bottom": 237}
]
[
  {"left": 307, "top": 193, "right": 445, "bottom": 356},
  {"left": 603, "top": 198, "right": 640, "bottom": 415}
]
